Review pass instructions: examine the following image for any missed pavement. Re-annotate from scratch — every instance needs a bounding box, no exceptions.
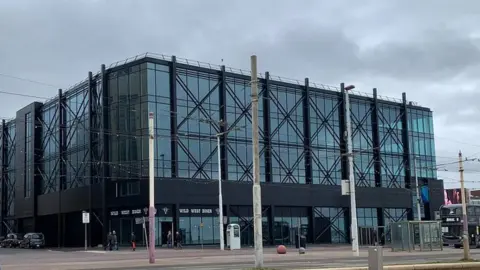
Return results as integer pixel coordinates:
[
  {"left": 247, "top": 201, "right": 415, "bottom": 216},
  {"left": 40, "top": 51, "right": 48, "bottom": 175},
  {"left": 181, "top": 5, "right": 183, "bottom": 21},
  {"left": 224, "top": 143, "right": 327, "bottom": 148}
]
[{"left": 0, "top": 245, "right": 479, "bottom": 270}]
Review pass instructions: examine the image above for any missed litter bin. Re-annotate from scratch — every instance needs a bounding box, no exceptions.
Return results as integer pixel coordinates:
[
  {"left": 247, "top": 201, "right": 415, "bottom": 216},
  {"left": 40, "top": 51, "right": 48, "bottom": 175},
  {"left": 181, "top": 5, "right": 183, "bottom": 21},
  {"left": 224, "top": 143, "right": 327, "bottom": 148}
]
[{"left": 295, "top": 234, "right": 307, "bottom": 249}]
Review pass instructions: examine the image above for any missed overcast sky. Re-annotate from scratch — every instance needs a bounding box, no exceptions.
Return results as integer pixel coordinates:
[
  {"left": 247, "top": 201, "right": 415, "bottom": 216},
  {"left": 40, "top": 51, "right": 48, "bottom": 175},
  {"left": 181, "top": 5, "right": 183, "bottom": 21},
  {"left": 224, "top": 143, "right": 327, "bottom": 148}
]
[{"left": 1, "top": 0, "right": 480, "bottom": 188}]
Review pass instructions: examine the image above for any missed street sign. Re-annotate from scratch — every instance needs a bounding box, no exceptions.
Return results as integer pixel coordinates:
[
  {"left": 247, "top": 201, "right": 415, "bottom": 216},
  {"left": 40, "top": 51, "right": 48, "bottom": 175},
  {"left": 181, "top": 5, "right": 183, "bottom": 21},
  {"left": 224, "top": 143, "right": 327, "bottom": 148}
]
[{"left": 82, "top": 212, "right": 90, "bottom": 224}]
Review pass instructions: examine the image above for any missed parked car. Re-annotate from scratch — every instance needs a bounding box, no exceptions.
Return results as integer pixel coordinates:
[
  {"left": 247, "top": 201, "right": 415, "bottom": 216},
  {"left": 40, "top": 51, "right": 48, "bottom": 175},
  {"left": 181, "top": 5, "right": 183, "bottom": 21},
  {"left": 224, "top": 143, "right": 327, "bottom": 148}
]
[
  {"left": 1, "top": 233, "right": 23, "bottom": 248},
  {"left": 19, "top": 233, "right": 45, "bottom": 249}
]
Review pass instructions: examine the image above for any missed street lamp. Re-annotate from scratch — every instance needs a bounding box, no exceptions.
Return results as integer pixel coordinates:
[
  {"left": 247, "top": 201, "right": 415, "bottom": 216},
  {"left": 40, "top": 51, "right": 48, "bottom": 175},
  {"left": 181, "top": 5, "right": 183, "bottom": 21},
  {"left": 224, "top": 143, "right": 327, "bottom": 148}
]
[
  {"left": 199, "top": 118, "right": 244, "bottom": 251},
  {"left": 216, "top": 124, "right": 244, "bottom": 251},
  {"left": 343, "top": 83, "right": 359, "bottom": 257}
]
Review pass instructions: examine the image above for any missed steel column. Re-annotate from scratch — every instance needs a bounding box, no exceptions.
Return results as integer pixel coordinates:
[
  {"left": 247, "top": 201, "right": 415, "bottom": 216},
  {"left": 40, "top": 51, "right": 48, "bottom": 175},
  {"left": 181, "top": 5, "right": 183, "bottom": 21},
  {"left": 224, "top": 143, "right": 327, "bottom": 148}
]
[
  {"left": 219, "top": 65, "right": 228, "bottom": 181},
  {"left": 170, "top": 56, "right": 178, "bottom": 178},
  {"left": 1, "top": 119, "right": 6, "bottom": 236},
  {"left": 303, "top": 78, "right": 312, "bottom": 184},
  {"left": 339, "top": 84, "right": 348, "bottom": 182},
  {"left": 262, "top": 72, "right": 272, "bottom": 183},
  {"left": 401, "top": 92, "right": 413, "bottom": 220},
  {"left": 101, "top": 64, "right": 109, "bottom": 241},
  {"left": 58, "top": 88, "right": 65, "bottom": 247},
  {"left": 372, "top": 88, "right": 382, "bottom": 188},
  {"left": 87, "top": 71, "right": 93, "bottom": 248}
]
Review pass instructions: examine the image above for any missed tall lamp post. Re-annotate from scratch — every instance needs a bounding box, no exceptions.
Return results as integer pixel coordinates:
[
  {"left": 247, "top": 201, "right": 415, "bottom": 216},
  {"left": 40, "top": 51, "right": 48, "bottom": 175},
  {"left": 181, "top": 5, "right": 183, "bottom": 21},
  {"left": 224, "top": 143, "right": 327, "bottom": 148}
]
[
  {"left": 343, "top": 83, "right": 359, "bottom": 257},
  {"left": 216, "top": 123, "right": 244, "bottom": 251},
  {"left": 199, "top": 118, "right": 244, "bottom": 251}
]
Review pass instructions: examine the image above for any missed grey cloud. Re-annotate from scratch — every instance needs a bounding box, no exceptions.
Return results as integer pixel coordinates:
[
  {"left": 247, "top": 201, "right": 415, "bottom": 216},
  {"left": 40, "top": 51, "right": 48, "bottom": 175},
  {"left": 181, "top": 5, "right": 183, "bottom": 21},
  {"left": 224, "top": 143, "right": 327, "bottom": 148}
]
[{"left": 1, "top": 0, "right": 480, "bottom": 162}]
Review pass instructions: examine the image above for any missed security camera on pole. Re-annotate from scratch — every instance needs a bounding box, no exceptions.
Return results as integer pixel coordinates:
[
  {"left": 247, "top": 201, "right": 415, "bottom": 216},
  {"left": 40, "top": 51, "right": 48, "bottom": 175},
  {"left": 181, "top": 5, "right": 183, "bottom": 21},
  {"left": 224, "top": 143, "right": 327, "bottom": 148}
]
[{"left": 342, "top": 83, "right": 359, "bottom": 257}]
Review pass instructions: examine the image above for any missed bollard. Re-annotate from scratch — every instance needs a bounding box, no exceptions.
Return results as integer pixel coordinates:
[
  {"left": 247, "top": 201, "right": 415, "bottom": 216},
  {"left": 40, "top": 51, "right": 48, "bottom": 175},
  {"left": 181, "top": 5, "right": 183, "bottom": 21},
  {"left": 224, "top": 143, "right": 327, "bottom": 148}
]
[{"left": 368, "top": 246, "right": 383, "bottom": 270}]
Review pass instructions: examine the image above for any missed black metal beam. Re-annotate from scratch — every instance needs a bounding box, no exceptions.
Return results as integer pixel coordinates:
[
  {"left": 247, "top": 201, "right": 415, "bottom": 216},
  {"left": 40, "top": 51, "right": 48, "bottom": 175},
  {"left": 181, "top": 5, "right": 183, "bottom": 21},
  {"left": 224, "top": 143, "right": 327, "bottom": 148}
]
[
  {"left": 372, "top": 88, "right": 382, "bottom": 188},
  {"left": 57, "top": 88, "right": 65, "bottom": 247},
  {"left": 219, "top": 66, "right": 227, "bottom": 181},
  {"left": 263, "top": 72, "right": 272, "bottom": 183},
  {"left": 170, "top": 56, "right": 178, "bottom": 178},
  {"left": 339, "top": 83, "right": 348, "bottom": 182},
  {"left": 87, "top": 71, "right": 93, "bottom": 247},
  {"left": 401, "top": 92, "right": 414, "bottom": 220},
  {"left": 1, "top": 119, "right": 6, "bottom": 236},
  {"left": 101, "top": 64, "right": 109, "bottom": 241},
  {"left": 303, "top": 78, "right": 312, "bottom": 184}
]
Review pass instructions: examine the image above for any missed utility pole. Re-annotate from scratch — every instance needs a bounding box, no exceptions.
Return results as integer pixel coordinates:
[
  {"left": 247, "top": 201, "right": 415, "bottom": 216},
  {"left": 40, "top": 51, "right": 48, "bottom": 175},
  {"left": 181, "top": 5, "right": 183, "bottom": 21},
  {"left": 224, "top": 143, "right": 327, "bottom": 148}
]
[
  {"left": 148, "top": 112, "right": 155, "bottom": 264},
  {"left": 343, "top": 83, "right": 359, "bottom": 257},
  {"left": 251, "top": 55, "right": 264, "bottom": 267},
  {"left": 459, "top": 151, "right": 470, "bottom": 260},
  {"left": 413, "top": 156, "right": 424, "bottom": 249}
]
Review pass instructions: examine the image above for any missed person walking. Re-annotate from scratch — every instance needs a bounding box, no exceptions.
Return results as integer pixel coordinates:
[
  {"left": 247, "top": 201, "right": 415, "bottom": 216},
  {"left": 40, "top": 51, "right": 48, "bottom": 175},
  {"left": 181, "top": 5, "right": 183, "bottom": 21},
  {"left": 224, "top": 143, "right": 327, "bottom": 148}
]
[
  {"left": 131, "top": 232, "right": 136, "bottom": 251},
  {"left": 167, "top": 231, "right": 172, "bottom": 248},
  {"left": 112, "top": 231, "right": 118, "bottom": 251},
  {"left": 106, "top": 232, "right": 113, "bottom": 251},
  {"left": 175, "top": 231, "right": 182, "bottom": 250}
]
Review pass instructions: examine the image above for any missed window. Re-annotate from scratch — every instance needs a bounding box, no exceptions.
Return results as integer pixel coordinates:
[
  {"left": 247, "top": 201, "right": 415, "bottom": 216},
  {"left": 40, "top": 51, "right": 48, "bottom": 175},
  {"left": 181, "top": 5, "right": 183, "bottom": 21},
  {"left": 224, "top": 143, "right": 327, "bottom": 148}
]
[
  {"left": 269, "top": 84, "right": 305, "bottom": 184},
  {"left": 118, "top": 181, "right": 140, "bottom": 197},
  {"left": 176, "top": 69, "right": 219, "bottom": 180},
  {"left": 24, "top": 113, "right": 32, "bottom": 198}
]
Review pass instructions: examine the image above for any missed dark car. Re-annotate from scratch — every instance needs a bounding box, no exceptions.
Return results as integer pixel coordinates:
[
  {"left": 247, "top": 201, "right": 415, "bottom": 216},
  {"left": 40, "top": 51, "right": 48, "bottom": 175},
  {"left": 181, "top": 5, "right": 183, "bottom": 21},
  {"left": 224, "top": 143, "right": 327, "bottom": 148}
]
[
  {"left": 1, "top": 233, "right": 23, "bottom": 248},
  {"left": 20, "top": 233, "right": 45, "bottom": 249}
]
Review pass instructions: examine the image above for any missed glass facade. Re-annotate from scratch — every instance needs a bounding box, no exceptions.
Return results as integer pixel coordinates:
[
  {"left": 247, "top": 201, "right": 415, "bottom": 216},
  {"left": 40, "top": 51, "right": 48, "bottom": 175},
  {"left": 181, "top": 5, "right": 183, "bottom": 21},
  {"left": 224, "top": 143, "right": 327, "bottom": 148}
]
[
  {"left": 108, "top": 65, "right": 145, "bottom": 184},
  {"left": 273, "top": 207, "right": 309, "bottom": 245},
  {"left": 225, "top": 77, "right": 265, "bottom": 182},
  {"left": 407, "top": 109, "right": 436, "bottom": 178},
  {"left": 309, "top": 93, "right": 341, "bottom": 185},
  {"left": 40, "top": 103, "right": 59, "bottom": 194},
  {"left": 5, "top": 121, "right": 15, "bottom": 217},
  {"left": 378, "top": 104, "right": 405, "bottom": 188},
  {"left": 357, "top": 208, "right": 378, "bottom": 227},
  {"left": 350, "top": 101, "right": 375, "bottom": 187},
  {"left": 269, "top": 84, "right": 305, "bottom": 184},
  {"left": 178, "top": 206, "right": 220, "bottom": 245},
  {"left": 176, "top": 68, "right": 220, "bottom": 180},
  {"left": 24, "top": 113, "right": 32, "bottom": 198},
  {"left": 313, "top": 207, "right": 348, "bottom": 243},
  {"left": 65, "top": 86, "right": 90, "bottom": 189}
]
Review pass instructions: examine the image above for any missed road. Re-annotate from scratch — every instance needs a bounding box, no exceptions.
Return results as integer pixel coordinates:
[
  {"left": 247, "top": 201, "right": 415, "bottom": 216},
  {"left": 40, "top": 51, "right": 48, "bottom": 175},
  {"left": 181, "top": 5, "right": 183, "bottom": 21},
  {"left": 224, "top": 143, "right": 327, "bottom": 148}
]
[{"left": 0, "top": 245, "right": 479, "bottom": 269}]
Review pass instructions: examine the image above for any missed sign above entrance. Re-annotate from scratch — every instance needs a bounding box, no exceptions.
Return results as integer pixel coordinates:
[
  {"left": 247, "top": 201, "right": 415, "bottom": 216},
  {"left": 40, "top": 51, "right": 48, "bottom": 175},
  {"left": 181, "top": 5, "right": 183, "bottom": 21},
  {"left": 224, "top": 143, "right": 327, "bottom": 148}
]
[
  {"left": 109, "top": 206, "right": 172, "bottom": 217},
  {"left": 178, "top": 207, "right": 219, "bottom": 217}
]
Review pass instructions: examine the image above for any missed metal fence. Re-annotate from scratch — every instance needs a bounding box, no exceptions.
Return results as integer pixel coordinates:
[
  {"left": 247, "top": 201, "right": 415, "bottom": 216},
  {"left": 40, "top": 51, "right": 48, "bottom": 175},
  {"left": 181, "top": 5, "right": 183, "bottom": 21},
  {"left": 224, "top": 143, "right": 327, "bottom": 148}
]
[
  {"left": 390, "top": 221, "right": 443, "bottom": 252},
  {"left": 359, "top": 226, "right": 389, "bottom": 247}
]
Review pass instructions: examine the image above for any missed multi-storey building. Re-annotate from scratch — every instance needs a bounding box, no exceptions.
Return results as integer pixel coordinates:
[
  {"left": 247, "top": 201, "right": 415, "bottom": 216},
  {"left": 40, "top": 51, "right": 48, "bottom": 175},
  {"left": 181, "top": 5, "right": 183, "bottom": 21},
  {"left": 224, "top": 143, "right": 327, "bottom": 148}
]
[{"left": 0, "top": 53, "right": 443, "bottom": 247}]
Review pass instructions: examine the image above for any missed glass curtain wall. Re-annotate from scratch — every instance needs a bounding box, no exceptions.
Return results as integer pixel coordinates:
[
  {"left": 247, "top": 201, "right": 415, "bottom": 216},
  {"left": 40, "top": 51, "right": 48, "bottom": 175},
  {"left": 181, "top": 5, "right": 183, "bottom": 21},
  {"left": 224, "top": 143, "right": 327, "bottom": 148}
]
[
  {"left": 378, "top": 104, "right": 405, "bottom": 188},
  {"left": 273, "top": 207, "right": 309, "bottom": 245},
  {"left": 269, "top": 84, "right": 305, "bottom": 184},
  {"left": 178, "top": 206, "right": 220, "bottom": 245},
  {"left": 146, "top": 63, "right": 171, "bottom": 179},
  {"left": 350, "top": 101, "right": 375, "bottom": 187},
  {"left": 309, "top": 92, "right": 342, "bottom": 185},
  {"left": 65, "top": 85, "right": 89, "bottom": 189},
  {"left": 5, "top": 122, "right": 15, "bottom": 217},
  {"left": 24, "top": 113, "right": 32, "bottom": 198},
  {"left": 40, "top": 103, "right": 59, "bottom": 194},
  {"left": 407, "top": 109, "right": 436, "bottom": 179},
  {"left": 224, "top": 76, "right": 265, "bottom": 182},
  {"left": 313, "top": 207, "right": 347, "bottom": 243},
  {"left": 176, "top": 68, "right": 219, "bottom": 180}
]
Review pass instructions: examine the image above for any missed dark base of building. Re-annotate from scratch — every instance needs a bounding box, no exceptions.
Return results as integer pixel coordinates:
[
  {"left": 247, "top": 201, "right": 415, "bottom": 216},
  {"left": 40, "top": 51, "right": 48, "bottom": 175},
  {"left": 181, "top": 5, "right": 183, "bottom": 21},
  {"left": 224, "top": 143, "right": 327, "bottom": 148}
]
[{"left": 9, "top": 204, "right": 411, "bottom": 248}]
